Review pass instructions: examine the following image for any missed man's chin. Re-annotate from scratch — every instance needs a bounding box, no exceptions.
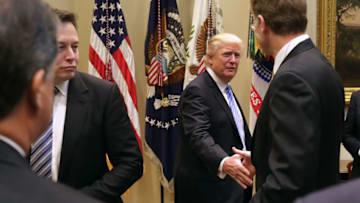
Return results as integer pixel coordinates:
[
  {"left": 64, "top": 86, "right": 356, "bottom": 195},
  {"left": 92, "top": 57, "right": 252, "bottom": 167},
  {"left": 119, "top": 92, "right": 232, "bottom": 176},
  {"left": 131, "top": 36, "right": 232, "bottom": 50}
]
[{"left": 55, "top": 72, "right": 75, "bottom": 84}]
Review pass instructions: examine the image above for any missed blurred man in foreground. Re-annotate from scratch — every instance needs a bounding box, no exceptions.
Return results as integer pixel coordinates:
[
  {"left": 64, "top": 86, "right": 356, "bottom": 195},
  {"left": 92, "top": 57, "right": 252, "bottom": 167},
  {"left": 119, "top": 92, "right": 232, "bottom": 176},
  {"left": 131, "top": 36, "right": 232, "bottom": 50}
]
[{"left": 0, "top": 0, "right": 100, "bottom": 202}]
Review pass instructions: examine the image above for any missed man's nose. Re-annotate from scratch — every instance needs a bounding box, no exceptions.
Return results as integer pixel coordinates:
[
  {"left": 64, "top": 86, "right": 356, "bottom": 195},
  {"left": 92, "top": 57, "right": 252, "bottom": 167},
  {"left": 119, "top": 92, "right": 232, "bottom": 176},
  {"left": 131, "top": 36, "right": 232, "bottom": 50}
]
[
  {"left": 65, "top": 47, "right": 76, "bottom": 59},
  {"left": 229, "top": 54, "right": 237, "bottom": 62}
]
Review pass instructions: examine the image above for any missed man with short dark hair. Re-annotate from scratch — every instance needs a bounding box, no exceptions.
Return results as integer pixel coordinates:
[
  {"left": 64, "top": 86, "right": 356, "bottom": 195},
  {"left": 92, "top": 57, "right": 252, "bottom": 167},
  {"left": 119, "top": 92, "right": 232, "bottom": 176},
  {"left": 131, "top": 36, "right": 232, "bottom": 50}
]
[
  {"left": 234, "top": 0, "right": 344, "bottom": 202},
  {"left": 0, "top": 0, "right": 100, "bottom": 202},
  {"left": 35, "top": 8, "right": 143, "bottom": 203}
]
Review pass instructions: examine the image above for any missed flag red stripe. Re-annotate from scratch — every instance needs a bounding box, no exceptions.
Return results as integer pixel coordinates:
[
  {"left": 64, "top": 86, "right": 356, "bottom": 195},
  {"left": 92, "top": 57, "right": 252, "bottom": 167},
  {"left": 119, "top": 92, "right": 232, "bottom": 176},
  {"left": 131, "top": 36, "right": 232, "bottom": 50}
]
[
  {"left": 89, "top": 46, "right": 115, "bottom": 83},
  {"left": 89, "top": 45, "right": 142, "bottom": 151},
  {"left": 112, "top": 49, "right": 138, "bottom": 109}
]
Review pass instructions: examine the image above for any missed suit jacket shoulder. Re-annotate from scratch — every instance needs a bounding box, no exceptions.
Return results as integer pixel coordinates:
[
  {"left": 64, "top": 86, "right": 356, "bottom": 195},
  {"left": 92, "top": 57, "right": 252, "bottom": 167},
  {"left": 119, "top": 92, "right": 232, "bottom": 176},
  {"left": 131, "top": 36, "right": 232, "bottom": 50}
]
[
  {"left": 295, "top": 179, "right": 360, "bottom": 203},
  {"left": 0, "top": 141, "right": 101, "bottom": 203}
]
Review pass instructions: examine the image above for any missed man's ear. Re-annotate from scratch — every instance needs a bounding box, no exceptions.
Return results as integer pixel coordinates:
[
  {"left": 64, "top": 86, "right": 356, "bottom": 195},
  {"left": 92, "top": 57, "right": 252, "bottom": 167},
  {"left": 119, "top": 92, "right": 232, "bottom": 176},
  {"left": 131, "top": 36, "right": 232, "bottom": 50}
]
[
  {"left": 207, "top": 55, "right": 213, "bottom": 66},
  {"left": 257, "top": 15, "right": 266, "bottom": 32},
  {"left": 27, "top": 69, "right": 46, "bottom": 112}
]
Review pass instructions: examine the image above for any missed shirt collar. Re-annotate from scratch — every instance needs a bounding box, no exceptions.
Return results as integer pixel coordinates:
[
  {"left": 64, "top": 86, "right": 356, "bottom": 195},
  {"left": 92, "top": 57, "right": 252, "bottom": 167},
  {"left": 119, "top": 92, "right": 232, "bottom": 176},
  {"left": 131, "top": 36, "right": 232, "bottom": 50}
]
[
  {"left": 55, "top": 80, "right": 69, "bottom": 96},
  {"left": 273, "top": 34, "right": 310, "bottom": 75},
  {"left": 0, "top": 134, "right": 26, "bottom": 157},
  {"left": 206, "top": 68, "right": 228, "bottom": 93}
]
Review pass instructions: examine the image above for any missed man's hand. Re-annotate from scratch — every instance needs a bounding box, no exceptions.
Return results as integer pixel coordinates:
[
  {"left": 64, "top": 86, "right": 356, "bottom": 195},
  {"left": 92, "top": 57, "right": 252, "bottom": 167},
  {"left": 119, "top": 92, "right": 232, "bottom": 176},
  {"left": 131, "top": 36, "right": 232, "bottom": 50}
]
[
  {"left": 222, "top": 153, "right": 253, "bottom": 189},
  {"left": 232, "top": 147, "right": 255, "bottom": 179}
]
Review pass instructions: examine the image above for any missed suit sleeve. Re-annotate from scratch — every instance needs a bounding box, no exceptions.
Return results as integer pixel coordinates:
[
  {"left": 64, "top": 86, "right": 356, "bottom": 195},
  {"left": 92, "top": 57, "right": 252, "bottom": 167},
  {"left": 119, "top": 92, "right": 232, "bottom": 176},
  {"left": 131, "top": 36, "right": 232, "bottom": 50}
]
[
  {"left": 82, "top": 84, "right": 143, "bottom": 201},
  {"left": 251, "top": 72, "right": 322, "bottom": 203},
  {"left": 180, "top": 85, "right": 228, "bottom": 174},
  {"left": 343, "top": 92, "right": 360, "bottom": 158}
]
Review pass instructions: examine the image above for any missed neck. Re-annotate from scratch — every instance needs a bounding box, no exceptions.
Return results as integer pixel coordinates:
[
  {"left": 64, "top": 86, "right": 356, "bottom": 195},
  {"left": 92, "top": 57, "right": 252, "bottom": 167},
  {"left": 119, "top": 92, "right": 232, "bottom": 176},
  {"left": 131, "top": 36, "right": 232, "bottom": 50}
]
[
  {"left": 0, "top": 98, "right": 42, "bottom": 154},
  {"left": 270, "top": 32, "right": 305, "bottom": 58},
  {"left": 55, "top": 79, "right": 65, "bottom": 85},
  {"left": 0, "top": 114, "right": 31, "bottom": 153}
]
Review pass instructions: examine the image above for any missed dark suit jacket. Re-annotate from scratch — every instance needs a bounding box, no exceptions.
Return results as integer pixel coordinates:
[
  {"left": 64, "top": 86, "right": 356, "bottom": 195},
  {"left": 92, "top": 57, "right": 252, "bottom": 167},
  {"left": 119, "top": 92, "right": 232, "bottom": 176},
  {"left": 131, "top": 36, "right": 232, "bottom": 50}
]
[
  {"left": 251, "top": 39, "right": 344, "bottom": 203},
  {"left": 343, "top": 91, "right": 360, "bottom": 178},
  {"left": 295, "top": 178, "right": 360, "bottom": 203},
  {"left": 57, "top": 72, "right": 143, "bottom": 203},
  {"left": 175, "top": 70, "right": 252, "bottom": 203},
  {"left": 0, "top": 140, "right": 101, "bottom": 203}
]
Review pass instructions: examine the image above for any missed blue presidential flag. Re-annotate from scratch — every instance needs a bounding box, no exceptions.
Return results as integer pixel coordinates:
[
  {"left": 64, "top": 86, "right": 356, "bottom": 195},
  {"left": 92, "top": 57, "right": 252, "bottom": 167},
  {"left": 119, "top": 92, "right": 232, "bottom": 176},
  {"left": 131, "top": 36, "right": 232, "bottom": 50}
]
[{"left": 144, "top": 0, "right": 186, "bottom": 192}]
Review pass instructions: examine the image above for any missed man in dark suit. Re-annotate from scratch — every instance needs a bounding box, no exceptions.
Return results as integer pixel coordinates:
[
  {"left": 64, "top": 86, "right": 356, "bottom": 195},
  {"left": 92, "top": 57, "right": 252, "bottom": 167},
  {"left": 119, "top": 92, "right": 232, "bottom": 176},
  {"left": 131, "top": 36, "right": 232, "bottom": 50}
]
[
  {"left": 234, "top": 0, "right": 344, "bottom": 202},
  {"left": 29, "top": 9, "right": 142, "bottom": 203},
  {"left": 0, "top": 0, "right": 100, "bottom": 202},
  {"left": 342, "top": 91, "right": 360, "bottom": 178},
  {"left": 295, "top": 178, "right": 360, "bottom": 203},
  {"left": 175, "top": 33, "right": 253, "bottom": 203}
]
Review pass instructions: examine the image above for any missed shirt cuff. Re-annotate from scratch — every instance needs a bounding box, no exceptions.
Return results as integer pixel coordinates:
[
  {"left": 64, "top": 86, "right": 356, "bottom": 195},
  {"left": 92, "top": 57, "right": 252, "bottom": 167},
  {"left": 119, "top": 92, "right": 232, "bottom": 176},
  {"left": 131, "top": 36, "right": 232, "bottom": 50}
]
[{"left": 218, "top": 156, "right": 229, "bottom": 179}]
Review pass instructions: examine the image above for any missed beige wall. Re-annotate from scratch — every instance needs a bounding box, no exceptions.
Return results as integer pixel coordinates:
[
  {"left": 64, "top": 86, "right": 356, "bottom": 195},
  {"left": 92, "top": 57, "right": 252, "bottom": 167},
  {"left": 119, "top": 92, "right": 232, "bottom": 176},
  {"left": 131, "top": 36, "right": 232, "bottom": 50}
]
[{"left": 43, "top": 0, "right": 347, "bottom": 202}]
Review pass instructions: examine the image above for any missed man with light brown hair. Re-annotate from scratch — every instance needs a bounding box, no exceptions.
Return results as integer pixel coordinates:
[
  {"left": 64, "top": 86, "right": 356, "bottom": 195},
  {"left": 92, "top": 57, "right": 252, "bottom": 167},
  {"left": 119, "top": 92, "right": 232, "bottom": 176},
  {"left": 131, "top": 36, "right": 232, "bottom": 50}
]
[{"left": 234, "top": 0, "right": 344, "bottom": 202}]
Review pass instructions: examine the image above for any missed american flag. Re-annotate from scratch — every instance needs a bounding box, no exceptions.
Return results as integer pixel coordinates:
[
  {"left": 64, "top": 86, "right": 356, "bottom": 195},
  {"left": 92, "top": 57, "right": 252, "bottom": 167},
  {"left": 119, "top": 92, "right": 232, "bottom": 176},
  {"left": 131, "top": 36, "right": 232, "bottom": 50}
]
[{"left": 88, "top": 0, "right": 141, "bottom": 150}]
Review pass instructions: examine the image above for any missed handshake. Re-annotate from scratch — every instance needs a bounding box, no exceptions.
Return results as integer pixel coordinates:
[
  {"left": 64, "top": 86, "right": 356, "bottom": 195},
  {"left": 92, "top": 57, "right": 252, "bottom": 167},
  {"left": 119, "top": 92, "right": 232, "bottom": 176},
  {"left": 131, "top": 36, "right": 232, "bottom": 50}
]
[{"left": 223, "top": 147, "right": 255, "bottom": 189}]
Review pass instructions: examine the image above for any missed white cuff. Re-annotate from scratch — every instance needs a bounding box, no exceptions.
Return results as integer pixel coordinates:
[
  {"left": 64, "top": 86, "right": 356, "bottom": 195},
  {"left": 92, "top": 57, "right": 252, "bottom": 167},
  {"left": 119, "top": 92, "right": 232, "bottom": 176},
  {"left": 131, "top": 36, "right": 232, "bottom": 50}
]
[{"left": 218, "top": 157, "right": 229, "bottom": 179}]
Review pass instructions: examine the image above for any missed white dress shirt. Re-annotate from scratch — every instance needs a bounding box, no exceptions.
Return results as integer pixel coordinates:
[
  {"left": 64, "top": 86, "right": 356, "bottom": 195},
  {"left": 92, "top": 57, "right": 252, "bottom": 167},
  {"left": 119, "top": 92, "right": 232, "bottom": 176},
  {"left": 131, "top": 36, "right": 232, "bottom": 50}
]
[
  {"left": 52, "top": 81, "right": 69, "bottom": 182},
  {"left": 273, "top": 34, "right": 310, "bottom": 76}
]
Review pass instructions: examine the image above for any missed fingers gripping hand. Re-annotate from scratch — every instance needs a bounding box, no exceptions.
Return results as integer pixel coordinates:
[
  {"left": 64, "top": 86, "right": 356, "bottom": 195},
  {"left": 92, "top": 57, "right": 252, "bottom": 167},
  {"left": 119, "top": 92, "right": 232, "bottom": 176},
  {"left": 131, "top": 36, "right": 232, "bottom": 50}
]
[
  {"left": 222, "top": 154, "right": 253, "bottom": 189},
  {"left": 232, "top": 147, "right": 255, "bottom": 179}
]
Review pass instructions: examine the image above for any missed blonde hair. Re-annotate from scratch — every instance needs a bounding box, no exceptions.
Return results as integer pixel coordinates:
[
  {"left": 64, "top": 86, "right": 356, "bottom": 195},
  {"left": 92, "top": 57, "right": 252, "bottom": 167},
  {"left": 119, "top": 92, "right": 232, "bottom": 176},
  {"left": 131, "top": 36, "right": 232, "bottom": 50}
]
[{"left": 205, "top": 33, "right": 243, "bottom": 66}]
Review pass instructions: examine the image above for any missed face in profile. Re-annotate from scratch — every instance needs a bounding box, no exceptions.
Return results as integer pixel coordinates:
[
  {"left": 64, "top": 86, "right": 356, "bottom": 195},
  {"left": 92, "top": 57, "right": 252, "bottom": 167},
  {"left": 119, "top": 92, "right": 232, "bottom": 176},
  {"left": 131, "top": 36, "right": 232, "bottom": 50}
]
[
  {"left": 54, "top": 22, "right": 79, "bottom": 84},
  {"left": 207, "top": 42, "right": 241, "bottom": 83}
]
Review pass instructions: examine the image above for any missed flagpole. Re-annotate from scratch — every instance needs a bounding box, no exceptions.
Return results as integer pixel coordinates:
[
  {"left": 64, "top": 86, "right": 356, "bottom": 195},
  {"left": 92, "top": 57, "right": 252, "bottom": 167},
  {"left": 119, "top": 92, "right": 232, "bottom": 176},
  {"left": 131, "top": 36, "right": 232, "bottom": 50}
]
[{"left": 160, "top": 185, "right": 164, "bottom": 203}]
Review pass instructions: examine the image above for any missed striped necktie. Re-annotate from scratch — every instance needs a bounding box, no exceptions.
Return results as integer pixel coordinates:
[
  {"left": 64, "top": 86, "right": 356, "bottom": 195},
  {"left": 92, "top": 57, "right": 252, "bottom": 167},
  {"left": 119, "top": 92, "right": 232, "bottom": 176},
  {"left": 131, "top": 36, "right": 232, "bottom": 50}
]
[
  {"left": 225, "top": 85, "right": 246, "bottom": 149},
  {"left": 30, "top": 87, "right": 58, "bottom": 178},
  {"left": 30, "top": 120, "right": 53, "bottom": 178}
]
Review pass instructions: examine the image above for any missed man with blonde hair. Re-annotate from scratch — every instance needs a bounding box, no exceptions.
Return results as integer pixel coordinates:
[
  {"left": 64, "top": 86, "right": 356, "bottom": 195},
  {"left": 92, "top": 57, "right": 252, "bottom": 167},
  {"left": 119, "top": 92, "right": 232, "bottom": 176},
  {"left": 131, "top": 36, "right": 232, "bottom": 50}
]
[{"left": 175, "top": 33, "right": 252, "bottom": 203}]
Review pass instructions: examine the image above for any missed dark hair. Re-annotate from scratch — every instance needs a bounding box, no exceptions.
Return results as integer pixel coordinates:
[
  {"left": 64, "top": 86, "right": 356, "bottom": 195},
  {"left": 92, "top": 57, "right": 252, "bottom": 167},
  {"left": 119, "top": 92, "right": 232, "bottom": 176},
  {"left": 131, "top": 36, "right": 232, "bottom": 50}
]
[
  {"left": 251, "top": 0, "right": 307, "bottom": 35},
  {"left": 0, "top": 0, "right": 58, "bottom": 119},
  {"left": 53, "top": 8, "right": 77, "bottom": 29}
]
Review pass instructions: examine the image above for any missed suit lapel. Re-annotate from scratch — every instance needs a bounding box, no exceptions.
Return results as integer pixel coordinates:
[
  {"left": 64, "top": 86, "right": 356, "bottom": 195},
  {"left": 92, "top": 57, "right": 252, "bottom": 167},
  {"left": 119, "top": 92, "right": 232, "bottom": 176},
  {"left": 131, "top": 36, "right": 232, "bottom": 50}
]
[
  {"left": 203, "top": 71, "right": 248, "bottom": 148},
  {"left": 203, "top": 71, "right": 237, "bottom": 128},
  {"left": 58, "top": 72, "right": 89, "bottom": 179}
]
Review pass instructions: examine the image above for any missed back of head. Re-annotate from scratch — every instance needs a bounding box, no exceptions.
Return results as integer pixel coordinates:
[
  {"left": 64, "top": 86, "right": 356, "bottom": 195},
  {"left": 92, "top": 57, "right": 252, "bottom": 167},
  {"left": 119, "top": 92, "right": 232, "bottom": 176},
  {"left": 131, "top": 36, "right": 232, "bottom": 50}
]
[
  {"left": 0, "top": 0, "right": 58, "bottom": 119},
  {"left": 251, "top": 0, "right": 307, "bottom": 35},
  {"left": 205, "top": 33, "right": 243, "bottom": 65}
]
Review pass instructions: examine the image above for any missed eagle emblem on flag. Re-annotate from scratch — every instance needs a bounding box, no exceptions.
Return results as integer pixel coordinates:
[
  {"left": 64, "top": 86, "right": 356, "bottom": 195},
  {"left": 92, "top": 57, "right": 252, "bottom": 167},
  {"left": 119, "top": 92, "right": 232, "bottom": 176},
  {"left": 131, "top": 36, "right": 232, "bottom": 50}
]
[{"left": 145, "top": 8, "right": 186, "bottom": 87}]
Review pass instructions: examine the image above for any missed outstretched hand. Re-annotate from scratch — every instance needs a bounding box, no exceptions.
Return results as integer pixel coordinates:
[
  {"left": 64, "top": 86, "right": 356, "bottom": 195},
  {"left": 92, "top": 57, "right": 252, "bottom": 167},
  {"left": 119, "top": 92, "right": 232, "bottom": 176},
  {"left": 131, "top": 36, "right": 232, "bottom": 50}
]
[
  {"left": 222, "top": 152, "right": 253, "bottom": 189},
  {"left": 232, "top": 147, "right": 255, "bottom": 179}
]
